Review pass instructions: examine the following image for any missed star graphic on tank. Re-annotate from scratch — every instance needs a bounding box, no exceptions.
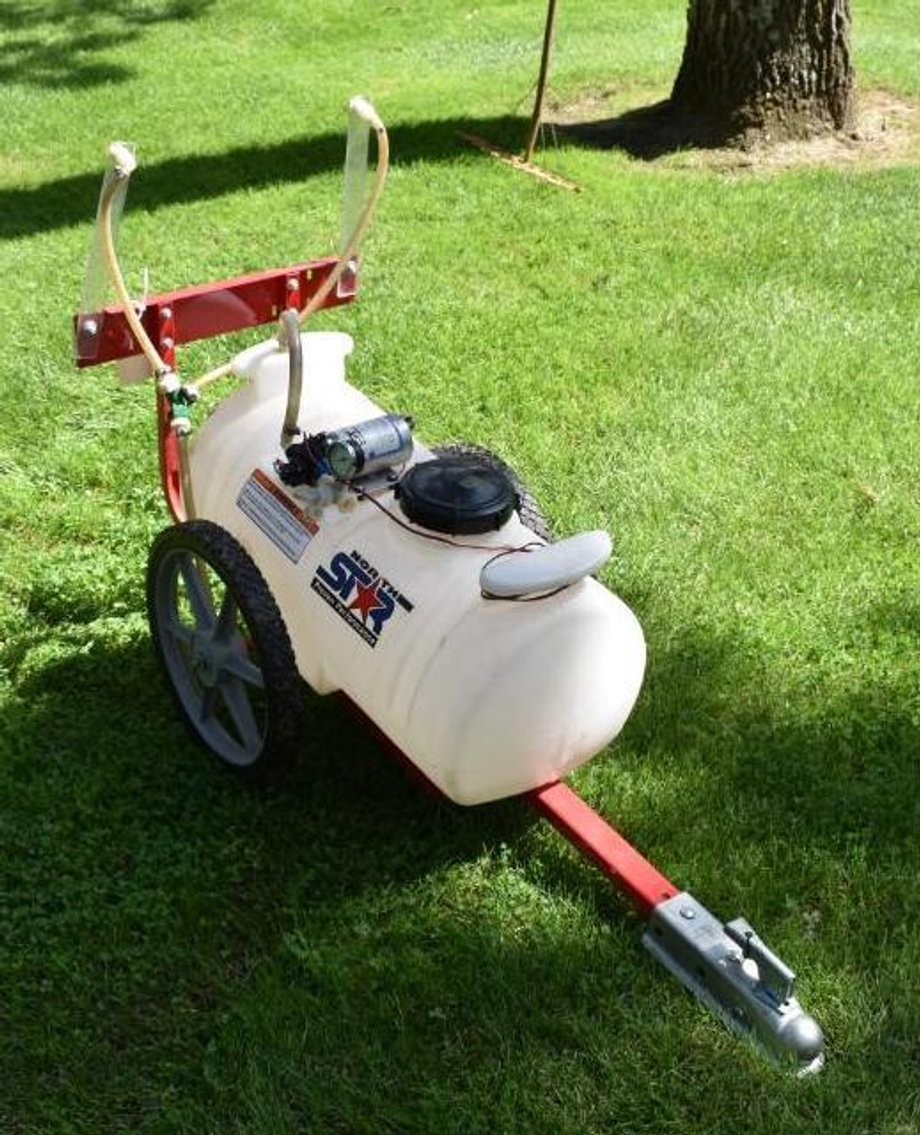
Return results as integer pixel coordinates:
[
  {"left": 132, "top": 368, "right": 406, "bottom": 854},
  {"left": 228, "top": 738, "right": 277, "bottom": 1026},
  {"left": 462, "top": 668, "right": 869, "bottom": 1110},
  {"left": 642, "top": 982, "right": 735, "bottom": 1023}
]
[{"left": 348, "top": 580, "right": 383, "bottom": 623}]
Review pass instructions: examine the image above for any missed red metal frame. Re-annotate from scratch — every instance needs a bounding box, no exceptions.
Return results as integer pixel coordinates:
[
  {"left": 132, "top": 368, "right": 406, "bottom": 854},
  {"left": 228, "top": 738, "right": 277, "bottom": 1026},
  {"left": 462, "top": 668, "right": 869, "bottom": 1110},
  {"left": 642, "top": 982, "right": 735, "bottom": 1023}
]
[
  {"left": 74, "top": 257, "right": 349, "bottom": 367},
  {"left": 74, "top": 257, "right": 356, "bottom": 521},
  {"left": 527, "top": 780, "right": 678, "bottom": 915},
  {"left": 155, "top": 303, "right": 182, "bottom": 519}
]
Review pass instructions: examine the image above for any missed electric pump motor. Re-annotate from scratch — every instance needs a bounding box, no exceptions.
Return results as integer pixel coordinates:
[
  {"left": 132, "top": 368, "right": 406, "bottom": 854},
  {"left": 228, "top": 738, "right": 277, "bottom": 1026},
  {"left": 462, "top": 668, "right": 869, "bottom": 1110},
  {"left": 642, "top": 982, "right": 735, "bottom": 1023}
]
[
  {"left": 326, "top": 414, "right": 414, "bottom": 480},
  {"left": 278, "top": 413, "right": 414, "bottom": 486}
]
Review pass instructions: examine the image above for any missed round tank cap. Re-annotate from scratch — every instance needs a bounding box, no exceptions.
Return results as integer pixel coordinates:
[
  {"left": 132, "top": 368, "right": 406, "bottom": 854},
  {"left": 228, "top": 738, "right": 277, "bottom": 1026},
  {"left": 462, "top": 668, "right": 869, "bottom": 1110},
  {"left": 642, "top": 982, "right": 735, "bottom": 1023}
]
[{"left": 396, "top": 456, "right": 518, "bottom": 535}]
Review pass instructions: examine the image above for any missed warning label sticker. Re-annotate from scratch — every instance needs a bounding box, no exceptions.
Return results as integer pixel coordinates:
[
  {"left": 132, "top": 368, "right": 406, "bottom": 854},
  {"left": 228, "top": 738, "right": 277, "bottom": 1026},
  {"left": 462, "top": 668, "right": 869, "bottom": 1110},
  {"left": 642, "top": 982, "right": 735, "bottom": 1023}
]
[{"left": 236, "top": 468, "right": 318, "bottom": 563}]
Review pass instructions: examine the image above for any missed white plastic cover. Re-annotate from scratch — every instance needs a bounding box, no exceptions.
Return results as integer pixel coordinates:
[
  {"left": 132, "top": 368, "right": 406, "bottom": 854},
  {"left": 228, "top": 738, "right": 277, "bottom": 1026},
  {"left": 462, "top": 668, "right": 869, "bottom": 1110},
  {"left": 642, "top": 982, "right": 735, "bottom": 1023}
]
[
  {"left": 480, "top": 530, "right": 613, "bottom": 598},
  {"left": 336, "top": 101, "right": 371, "bottom": 298},
  {"left": 75, "top": 143, "right": 135, "bottom": 362}
]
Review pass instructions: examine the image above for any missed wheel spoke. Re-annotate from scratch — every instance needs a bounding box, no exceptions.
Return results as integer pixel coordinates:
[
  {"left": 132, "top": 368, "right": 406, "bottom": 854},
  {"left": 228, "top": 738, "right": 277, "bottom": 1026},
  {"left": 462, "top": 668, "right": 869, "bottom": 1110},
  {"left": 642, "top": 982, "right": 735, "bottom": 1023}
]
[
  {"left": 219, "top": 650, "right": 264, "bottom": 689},
  {"left": 199, "top": 686, "right": 220, "bottom": 724},
  {"left": 177, "top": 554, "right": 216, "bottom": 630},
  {"left": 218, "top": 676, "right": 262, "bottom": 753},
  {"left": 163, "top": 616, "right": 196, "bottom": 645}
]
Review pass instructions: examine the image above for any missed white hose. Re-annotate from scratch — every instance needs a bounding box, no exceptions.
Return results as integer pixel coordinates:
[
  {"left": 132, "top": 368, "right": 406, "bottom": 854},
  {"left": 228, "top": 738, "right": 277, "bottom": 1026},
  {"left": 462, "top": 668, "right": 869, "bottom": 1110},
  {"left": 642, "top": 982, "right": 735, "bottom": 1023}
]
[{"left": 279, "top": 308, "right": 304, "bottom": 445}]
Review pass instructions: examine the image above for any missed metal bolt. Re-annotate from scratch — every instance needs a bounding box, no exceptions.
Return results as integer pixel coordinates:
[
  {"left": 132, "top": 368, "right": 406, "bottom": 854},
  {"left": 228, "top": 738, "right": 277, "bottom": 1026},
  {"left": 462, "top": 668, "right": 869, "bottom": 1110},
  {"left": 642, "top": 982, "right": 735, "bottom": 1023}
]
[
  {"left": 680, "top": 906, "right": 696, "bottom": 921},
  {"left": 161, "top": 307, "right": 173, "bottom": 321},
  {"left": 161, "top": 336, "right": 174, "bottom": 350},
  {"left": 81, "top": 318, "right": 98, "bottom": 337},
  {"left": 286, "top": 277, "right": 299, "bottom": 291}
]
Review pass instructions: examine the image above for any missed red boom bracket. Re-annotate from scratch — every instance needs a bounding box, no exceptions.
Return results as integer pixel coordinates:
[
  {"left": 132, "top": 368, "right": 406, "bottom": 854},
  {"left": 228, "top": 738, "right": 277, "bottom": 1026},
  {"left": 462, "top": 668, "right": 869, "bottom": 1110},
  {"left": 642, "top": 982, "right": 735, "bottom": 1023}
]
[
  {"left": 74, "top": 256, "right": 352, "bottom": 367},
  {"left": 74, "top": 256, "right": 357, "bottom": 520}
]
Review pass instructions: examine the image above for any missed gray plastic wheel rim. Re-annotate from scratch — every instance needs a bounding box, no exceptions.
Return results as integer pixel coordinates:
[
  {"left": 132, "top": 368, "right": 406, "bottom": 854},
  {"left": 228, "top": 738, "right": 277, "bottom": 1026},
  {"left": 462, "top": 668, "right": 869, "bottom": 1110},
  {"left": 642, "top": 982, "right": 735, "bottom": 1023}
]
[{"left": 154, "top": 547, "right": 267, "bottom": 766}]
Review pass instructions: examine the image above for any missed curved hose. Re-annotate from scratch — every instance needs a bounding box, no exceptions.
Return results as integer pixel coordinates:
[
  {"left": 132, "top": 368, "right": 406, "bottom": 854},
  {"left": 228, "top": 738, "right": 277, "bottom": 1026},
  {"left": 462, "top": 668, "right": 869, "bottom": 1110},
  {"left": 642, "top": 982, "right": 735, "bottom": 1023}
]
[
  {"left": 277, "top": 97, "right": 390, "bottom": 443},
  {"left": 101, "top": 102, "right": 389, "bottom": 455},
  {"left": 279, "top": 308, "right": 303, "bottom": 445},
  {"left": 99, "top": 144, "right": 171, "bottom": 378}
]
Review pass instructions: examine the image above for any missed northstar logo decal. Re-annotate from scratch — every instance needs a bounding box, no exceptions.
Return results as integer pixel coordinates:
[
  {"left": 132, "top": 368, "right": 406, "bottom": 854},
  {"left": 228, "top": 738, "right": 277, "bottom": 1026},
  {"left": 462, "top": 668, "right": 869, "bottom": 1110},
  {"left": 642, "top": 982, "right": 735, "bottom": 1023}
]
[{"left": 311, "top": 549, "right": 413, "bottom": 647}]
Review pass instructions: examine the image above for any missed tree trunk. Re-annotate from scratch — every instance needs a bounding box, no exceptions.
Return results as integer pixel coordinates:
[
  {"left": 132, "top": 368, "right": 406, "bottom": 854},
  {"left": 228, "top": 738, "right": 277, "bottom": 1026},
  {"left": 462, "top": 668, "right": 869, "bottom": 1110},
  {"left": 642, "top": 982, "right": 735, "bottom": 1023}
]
[{"left": 671, "top": 0, "right": 855, "bottom": 142}]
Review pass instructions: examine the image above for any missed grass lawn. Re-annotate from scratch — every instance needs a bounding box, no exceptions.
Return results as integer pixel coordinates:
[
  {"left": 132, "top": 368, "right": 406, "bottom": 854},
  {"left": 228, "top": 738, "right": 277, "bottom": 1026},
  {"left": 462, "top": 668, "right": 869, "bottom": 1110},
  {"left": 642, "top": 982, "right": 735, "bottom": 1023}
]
[{"left": 2, "top": 1, "right": 919, "bottom": 1132}]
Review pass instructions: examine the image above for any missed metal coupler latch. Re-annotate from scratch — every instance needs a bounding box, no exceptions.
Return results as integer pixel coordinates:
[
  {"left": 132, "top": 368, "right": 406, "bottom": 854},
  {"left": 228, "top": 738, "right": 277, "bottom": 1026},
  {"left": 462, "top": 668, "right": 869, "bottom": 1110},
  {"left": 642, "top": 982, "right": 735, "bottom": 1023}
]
[{"left": 643, "top": 892, "right": 825, "bottom": 1073}]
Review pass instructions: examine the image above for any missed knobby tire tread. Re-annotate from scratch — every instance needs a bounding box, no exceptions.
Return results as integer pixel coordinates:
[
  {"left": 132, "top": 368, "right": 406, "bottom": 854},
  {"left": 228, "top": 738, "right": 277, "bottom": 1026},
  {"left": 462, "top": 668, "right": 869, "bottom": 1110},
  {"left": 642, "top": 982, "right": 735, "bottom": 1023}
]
[
  {"left": 146, "top": 519, "right": 303, "bottom": 785},
  {"left": 432, "top": 443, "right": 552, "bottom": 542}
]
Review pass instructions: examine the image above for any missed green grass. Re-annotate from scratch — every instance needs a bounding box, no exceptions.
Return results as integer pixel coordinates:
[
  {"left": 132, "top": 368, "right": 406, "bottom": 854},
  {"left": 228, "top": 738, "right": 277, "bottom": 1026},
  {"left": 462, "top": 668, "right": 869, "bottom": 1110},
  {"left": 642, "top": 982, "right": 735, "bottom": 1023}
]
[{"left": 2, "top": 1, "right": 920, "bottom": 1132}]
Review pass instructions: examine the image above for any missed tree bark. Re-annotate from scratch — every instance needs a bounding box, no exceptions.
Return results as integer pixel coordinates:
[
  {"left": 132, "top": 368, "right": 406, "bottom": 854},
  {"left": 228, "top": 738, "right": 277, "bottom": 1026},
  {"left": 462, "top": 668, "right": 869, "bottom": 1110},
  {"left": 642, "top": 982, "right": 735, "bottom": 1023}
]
[{"left": 671, "top": 0, "right": 855, "bottom": 142}]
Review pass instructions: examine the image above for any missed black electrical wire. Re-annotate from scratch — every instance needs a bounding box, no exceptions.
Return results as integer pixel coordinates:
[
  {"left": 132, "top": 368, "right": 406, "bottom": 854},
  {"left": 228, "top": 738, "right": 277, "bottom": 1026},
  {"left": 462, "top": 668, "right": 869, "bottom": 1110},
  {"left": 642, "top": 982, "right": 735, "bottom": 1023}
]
[{"left": 356, "top": 488, "right": 562, "bottom": 602}]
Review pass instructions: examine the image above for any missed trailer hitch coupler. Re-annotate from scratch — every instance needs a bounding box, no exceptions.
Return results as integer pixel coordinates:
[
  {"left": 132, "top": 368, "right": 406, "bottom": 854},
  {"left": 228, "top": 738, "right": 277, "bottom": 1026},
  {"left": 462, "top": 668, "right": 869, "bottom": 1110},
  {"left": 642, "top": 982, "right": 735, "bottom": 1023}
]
[{"left": 643, "top": 892, "right": 825, "bottom": 1074}]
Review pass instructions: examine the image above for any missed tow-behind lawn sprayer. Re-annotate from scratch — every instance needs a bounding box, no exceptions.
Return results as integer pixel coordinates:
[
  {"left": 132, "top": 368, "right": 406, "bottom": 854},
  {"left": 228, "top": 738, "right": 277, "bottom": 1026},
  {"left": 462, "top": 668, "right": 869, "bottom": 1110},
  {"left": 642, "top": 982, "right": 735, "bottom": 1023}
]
[{"left": 74, "top": 97, "right": 824, "bottom": 1074}]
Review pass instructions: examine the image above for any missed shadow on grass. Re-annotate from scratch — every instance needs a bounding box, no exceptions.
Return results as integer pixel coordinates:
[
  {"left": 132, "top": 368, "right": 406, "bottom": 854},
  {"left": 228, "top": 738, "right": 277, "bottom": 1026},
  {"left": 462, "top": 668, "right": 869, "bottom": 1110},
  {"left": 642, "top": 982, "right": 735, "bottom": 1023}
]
[
  {"left": 552, "top": 98, "right": 730, "bottom": 161},
  {"left": 625, "top": 620, "right": 920, "bottom": 855},
  {"left": 1, "top": 633, "right": 538, "bottom": 1123},
  {"left": 4, "top": 617, "right": 918, "bottom": 1127},
  {"left": 0, "top": 0, "right": 213, "bottom": 91},
  {"left": 0, "top": 116, "right": 525, "bottom": 242}
]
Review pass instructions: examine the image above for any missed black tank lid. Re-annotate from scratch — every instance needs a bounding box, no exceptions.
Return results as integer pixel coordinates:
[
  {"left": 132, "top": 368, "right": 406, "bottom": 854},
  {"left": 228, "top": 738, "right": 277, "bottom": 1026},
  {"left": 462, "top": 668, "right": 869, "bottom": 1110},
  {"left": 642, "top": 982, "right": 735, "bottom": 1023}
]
[{"left": 395, "top": 456, "right": 518, "bottom": 535}]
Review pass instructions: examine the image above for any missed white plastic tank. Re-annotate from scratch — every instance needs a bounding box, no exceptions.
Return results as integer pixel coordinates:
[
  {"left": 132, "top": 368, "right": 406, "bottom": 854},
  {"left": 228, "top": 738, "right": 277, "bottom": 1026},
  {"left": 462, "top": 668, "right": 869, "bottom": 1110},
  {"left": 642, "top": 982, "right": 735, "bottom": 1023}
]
[{"left": 190, "top": 332, "right": 646, "bottom": 804}]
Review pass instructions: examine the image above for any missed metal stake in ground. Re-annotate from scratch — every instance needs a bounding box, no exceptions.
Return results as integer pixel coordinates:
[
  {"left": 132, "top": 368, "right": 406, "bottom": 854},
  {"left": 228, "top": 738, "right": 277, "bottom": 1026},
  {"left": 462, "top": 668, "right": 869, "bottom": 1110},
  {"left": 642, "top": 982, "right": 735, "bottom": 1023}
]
[{"left": 523, "top": 0, "right": 559, "bottom": 163}]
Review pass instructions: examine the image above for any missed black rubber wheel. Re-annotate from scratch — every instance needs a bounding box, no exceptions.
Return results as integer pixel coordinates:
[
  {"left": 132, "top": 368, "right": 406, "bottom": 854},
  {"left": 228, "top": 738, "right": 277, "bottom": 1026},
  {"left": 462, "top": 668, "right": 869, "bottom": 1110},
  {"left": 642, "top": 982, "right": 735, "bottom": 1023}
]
[
  {"left": 432, "top": 443, "right": 552, "bottom": 542},
  {"left": 146, "top": 519, "right": 303, "bottom": 784}
]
